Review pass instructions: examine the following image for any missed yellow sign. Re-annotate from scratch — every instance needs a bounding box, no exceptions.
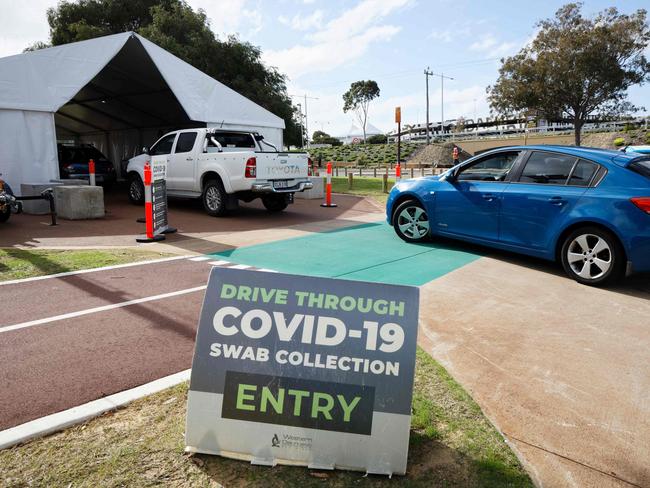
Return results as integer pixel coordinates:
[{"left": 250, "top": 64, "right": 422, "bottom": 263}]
[{"left": 395, "top": 107, "right": 401, "bottom": 124}]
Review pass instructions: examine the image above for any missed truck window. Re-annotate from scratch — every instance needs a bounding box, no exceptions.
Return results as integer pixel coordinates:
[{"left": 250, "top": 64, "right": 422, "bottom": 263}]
[
  {"left": 175, "top": 132, "right": 197, "bottom": 153},
  {"left": 209, "top": 132, "right": 256, "bottom": 149},
  {"left": 150, "top": 134, "right": 177, "bottom": 156}
]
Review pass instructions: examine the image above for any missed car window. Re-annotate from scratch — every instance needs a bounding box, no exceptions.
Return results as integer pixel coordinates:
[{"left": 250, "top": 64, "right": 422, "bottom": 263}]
[
  {"left": 629, "top": 159, "right": 650, "bottom": 179},
  {"left": 457, "top": 151, "right": 520, "bottom": 182},
  {"left": 518, "top": 152, "right": 577, "bottom": 185},
  {"left": 150, "top": 134, "right": 177, "bottom": 156},
  {"left": 568, "top": 160, "right": 598, "bottom": 186},
  {"left": 58, "top": 146, "right": 108, "bottom": 164},
  {"left": 175, "top": 132, "right": 197, "bottom": 154},
  {"left": 208, "top": 132, "right": 256, "bottom": 149}
]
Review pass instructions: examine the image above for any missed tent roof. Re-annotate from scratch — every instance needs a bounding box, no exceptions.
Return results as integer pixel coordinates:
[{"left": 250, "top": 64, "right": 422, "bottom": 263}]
[
  {"left": 343, "top": 122, "right": 383, "bottom": 137},
  {"left": 0, "top": 32, "right": 284, "bottom": 129}
]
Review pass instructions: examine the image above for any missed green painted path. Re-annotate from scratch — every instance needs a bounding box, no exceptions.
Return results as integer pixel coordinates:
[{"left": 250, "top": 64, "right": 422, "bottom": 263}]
[{"left": 210, "top": 223, "right": 481, "bottom": 286}]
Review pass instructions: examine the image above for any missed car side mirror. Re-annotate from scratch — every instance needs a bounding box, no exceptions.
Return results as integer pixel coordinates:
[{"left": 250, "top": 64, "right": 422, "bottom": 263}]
[
  {"left": 443, "top": 166, "right": 460, "bottom": 182},
  {"left": 142, "top": 146, "right": 149, "bottom": 155}
]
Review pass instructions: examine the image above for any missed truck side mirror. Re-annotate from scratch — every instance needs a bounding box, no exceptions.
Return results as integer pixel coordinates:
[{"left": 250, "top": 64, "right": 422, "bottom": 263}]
[{"left": 142, "top": 146, "right": 149, "bottom": 155}]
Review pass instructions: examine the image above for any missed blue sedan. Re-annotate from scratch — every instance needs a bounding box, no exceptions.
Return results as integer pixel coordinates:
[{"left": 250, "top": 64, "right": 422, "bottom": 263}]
[{"left": 387, "top": 145, "right": 650, "bottom": 286}]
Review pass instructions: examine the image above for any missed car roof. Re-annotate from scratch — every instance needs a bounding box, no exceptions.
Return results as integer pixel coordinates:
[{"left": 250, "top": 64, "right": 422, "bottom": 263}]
[{"left": 487, "top": 144, "right": 641, "bottom": 167}]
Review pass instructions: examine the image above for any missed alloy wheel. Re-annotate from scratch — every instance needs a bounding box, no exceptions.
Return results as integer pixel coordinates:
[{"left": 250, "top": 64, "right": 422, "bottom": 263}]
[
  {"left": 129, "top": 180, "right": 142, "bottom": 202},
  {"left": 397, "top": 205, "right": 429, "bottom": 239},
  {"left": 566, "top": 233, "right": 612, "bottom": 280},
  {"left": 205, "top": 186, "right": 221, "bottom": 211}
]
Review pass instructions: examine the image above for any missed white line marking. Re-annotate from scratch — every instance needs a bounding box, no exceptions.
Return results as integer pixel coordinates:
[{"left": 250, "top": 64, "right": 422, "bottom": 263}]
[
  {"left": 0, "top": 286, "right": 207, "bottom": 334},
  {"left": 0, "top": 255, "right": 192, "bottom": 286},
  {"left": 208, "top": 260, "right": 230, "bottom": 266},
  {"left": 0, "top": 369, "right": 191, "bottom": 450},
  {"left": 229, "top": 264, "right": 251, "bottom": 270},
  {"left": 258, "top": 268, "right": 279, "bottom": 273},
  {"left": 189, "top": 256, "right": 211, "bottom": 262}
]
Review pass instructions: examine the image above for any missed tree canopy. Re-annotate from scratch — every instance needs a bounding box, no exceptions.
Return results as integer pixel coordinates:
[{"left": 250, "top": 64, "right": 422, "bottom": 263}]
[
  {"left": 342, "top": 80, "right": 380, "bottom": 143},
  {"left": 33, "top": 0, "right": 302, "bottom": 146},
  {"left": 311, "top": 130, "right": 342, "bottom": 146},
  {"left": 488, "top": 3, "right": 650, "bottom": 145}
]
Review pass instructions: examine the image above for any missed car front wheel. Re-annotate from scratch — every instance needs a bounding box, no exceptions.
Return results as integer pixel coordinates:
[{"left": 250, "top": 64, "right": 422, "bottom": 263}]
[
  {"left": 128, "top": 174, "right": 144, "bottom": 205},
  {"left": 393, "top": 200, "right": 430, "bottom": 243},
  {"left": 0, "top": 207, "right": 10, "bottom": 223},
  {"left": 560, "top": 227, "right": 625, "bottom": 286}
]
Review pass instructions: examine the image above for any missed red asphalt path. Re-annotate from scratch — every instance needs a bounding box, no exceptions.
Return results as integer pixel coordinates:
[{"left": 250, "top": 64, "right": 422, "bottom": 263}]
[{"left": 0, "top": 257, "right": 218, "bottom": 431}]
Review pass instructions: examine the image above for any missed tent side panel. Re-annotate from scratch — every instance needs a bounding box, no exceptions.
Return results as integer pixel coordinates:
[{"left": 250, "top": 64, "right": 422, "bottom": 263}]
[{"left": 0, "top": 110, "right": 59, "bottom": 192}]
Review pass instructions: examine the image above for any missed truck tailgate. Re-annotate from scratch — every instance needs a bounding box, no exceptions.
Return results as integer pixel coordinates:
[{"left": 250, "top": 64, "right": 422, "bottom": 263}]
[{"left": 256, "top": 153, "right": 309, "bottom": 180}]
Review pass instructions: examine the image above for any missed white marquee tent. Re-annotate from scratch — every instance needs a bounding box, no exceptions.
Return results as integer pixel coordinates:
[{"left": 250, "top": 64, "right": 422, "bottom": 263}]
[
  {"left": 0, "top": 32, "right": 285, "bottom": 191},
  {"left": 337, "top": 122, "right": 383, "bottom": 144}
]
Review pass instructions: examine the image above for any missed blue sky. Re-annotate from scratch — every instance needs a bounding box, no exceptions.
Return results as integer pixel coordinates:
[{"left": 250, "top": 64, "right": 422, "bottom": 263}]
[{"left": 2, "top": 0, "right": 649, "bottom": 136}]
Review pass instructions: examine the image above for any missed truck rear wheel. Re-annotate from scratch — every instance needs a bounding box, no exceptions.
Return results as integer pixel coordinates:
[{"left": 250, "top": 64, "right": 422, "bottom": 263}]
[
  {"left": 262, "top": 195, "right": 288, "bottom": 212},
  {"left": 203, "top": 179, "right": 227, "bottom": 216}
]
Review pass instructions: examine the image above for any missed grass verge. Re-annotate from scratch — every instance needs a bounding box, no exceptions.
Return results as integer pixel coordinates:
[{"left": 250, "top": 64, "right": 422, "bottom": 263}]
[
  {"left": 329, "top": 176, "right": 395, "bottom": 205},
  {"left": 0, "top": 349, "right": 532, "bottom": 487},
  {"left": 0, "top": 248, "right": 174, "bottom": 282}
]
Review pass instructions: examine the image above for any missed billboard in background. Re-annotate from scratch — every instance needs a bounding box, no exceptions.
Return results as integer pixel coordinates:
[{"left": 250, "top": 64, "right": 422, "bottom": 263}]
[{"left": 185, "top": 268, "right": 419, "bottom": 475}]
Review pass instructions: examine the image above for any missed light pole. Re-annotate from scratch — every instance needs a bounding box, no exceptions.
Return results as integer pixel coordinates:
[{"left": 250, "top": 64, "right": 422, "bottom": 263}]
[
  {"left": 424, "top": 67, "right": 433, "bottom": 144},
  {"left": 296, "top": 103, "right": 304, "bottom": 149},
  {"left": 291, "top": 94, "right": 319, "bottom": 148}
]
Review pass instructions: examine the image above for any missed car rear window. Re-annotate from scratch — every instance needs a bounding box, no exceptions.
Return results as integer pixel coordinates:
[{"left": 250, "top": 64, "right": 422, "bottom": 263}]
[
  {"left": 519, "top": 152, "right": 577, "bottom": 185},
  {"left": 209, "top": 132, "right": 256, "bottom": 149},
  {"left": 59, "top": 146, "right": 108, "bottom": 164},
  {"left": 568, "top": 160, "right": 598, "bottom": 187},
  {"left": 629, "top": 159, "right": 650, "bottom": 179}
]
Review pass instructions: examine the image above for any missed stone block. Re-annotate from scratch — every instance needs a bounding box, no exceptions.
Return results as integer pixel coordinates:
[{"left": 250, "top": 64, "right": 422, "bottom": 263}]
[
  {"left": 20, "top": 182, "right": 62, "bottom": 214},
  {"left": 54, "top": 185, "right": 105, "bottom": 220}
]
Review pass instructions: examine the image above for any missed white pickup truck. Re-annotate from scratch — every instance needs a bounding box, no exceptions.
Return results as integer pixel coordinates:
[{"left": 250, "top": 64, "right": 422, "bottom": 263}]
[{"left": 126, "top": 128, "right": 312, "bottom": 215}]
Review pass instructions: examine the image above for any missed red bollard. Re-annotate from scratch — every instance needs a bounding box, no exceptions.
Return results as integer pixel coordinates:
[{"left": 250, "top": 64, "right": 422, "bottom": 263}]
[
  {"left": 396, "top": 162, "right": 401, "bottom": 181},
  {"left": 89, "top": 159, "right": 96, "bottom": 186},
  {"left": 320, "top": 161, "right": 337, "bottom": 208}
]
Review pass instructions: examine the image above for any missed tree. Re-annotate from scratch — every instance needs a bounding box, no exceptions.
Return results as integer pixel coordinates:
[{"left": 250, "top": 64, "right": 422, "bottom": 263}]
[
  {"left": 487, "top": 3, "right": 650, "bottom": 146},
  {"left": 342, "top": 80, "right": 380, "bottom": 143},
  {"left": 366, "top": 133, "right": 387, "bottom": 144},
  {"left": 311, "top": 131, "right": 342, "bottom": 146},
  {"left": 37, "top": 0, "right": 302, "bottom": 146}
]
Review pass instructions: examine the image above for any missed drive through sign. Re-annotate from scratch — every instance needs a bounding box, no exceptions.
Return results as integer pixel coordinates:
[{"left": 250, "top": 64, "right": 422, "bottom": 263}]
[{"left": 185, "top": 267, "right": 419, "bottom": 475}]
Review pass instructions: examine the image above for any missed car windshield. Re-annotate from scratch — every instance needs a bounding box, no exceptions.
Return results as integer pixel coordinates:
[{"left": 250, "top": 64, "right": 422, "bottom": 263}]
[{"left": 60, "top": 146, "right": 108, "bottom": 164}]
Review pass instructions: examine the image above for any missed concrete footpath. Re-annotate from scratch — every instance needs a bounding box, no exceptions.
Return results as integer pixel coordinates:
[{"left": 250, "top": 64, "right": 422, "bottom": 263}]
[{"left": 418, "top": 256, "right": 650, "bottom": 488}]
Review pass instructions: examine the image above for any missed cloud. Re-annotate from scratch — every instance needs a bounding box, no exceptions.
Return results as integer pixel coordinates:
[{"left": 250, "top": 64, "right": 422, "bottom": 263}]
[
  {"left": 469, "top": 33, "right": 517, "bottom": 57},
  {"left": 188, "top": 0, "right": 263, "bottom": 37},
  {"left": 265, "top": 0, "right": 411, "bottom": 79},
  {"left": 0, "top": 0, "right": 54, "bottom": 58},
  {"left": 278, "top": 10, "right": 324, "bottom": 31}
]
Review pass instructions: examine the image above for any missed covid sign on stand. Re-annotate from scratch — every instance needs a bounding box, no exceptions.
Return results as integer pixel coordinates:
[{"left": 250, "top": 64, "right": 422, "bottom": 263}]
[
  {"left": 136, "top": 155, "right": 176, "bottom": 242},
  {"left": 185, "top": 267, "right": 419, "bottom": 476}
]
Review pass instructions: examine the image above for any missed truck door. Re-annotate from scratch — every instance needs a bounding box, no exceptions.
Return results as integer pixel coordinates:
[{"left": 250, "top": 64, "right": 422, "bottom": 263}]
[{"left": 168, "top": 131, "right": 199, "bottom": 191}]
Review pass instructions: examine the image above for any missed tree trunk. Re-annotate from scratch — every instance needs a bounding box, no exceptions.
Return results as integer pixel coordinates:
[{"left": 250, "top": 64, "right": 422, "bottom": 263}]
[{"left": 573, "top": 117, "right": 583, "bottom": 146}]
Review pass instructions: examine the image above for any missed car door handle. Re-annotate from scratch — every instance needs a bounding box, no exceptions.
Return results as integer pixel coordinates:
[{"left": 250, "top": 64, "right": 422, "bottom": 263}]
[
  {"left": 186, "top": 157, "right": 193, "bottom": 161},
  {"left": 549, "top": 196, "right": 566, "bottom": 206},
  {"left": 482, "top": 193, "right": 496, "bottom": 201}
]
